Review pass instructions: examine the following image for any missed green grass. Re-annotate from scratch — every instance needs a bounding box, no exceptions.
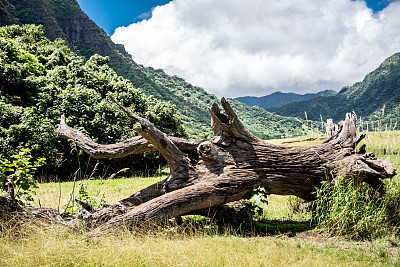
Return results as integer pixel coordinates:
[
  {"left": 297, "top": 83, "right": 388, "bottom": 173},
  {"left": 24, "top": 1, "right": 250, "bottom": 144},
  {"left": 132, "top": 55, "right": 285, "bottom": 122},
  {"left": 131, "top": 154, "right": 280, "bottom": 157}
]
[
  {"left": 271, "top": 130, "right": 400, "bottom": 158},
  {"left": 358, "top": 130, "right": 400, "bottom": 167},
  {"left": 1, "top": 131, "right": 400, "bottom": 266},
  {"left": 1, "top": 220, "right": 400, "bottom": 266},
  {"left": 0, "top": 176, "right": 396, "bottom": 266},
  {"left": 32, "top": 176, "right": 166, "bottom": 211}
]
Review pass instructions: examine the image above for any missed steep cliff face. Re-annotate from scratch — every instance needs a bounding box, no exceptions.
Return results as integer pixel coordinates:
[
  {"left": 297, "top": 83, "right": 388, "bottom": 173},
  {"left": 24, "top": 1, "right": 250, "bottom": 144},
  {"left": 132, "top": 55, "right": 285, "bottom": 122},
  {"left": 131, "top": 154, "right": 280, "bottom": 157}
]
[
  {"left": 0, "top": 0, "right": 126, "bottom": 61},
  {"left": 1, "top": 0, "right": 68, "bottom": 42},
  {"left": 0, "top": 0, "right": 18, "bottom": 25}
]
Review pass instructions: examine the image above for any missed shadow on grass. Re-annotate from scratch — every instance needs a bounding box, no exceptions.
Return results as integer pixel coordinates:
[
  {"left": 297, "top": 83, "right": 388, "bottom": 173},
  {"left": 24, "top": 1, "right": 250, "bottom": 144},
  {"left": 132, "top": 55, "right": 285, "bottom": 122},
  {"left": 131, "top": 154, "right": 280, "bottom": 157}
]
[
  {"left": 178, "top": 215, "right": 314, "bottom": 237},
  {"left": 253, "top": 219, "right": 314, "bottom": 237}
]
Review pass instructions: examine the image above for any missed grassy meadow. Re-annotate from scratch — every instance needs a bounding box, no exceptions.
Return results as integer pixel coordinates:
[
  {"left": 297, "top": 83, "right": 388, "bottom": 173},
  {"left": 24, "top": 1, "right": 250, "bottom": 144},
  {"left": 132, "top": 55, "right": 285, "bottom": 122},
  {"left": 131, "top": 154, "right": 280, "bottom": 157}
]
[{"left": 1, "top": 131, "right": 400, "bottom": 266}]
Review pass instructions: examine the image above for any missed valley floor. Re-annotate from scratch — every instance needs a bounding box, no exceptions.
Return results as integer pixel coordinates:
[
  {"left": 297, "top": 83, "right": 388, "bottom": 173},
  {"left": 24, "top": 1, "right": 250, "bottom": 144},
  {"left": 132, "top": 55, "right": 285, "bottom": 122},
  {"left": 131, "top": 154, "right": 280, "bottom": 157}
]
[
  {"left": 1, "top": 176, "right": 399, "bottom": 266},
  {"left": 2, "top": 131, "right": 400, "bottom": 266}
]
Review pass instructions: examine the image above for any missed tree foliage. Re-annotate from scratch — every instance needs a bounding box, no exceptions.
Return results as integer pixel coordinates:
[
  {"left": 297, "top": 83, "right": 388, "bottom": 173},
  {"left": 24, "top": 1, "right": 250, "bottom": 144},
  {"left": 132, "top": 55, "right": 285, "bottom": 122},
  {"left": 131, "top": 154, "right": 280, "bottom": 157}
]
[{"left": 0, "top": 24, "right": 186, "bottom": 180}]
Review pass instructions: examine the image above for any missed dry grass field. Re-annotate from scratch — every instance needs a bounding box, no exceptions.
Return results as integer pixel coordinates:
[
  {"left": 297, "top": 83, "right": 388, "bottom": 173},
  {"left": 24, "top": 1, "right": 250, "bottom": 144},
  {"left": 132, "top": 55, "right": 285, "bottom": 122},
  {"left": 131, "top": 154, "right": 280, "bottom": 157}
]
[{"left": 1, "top": 131, "right": 400, "bottom": 266}]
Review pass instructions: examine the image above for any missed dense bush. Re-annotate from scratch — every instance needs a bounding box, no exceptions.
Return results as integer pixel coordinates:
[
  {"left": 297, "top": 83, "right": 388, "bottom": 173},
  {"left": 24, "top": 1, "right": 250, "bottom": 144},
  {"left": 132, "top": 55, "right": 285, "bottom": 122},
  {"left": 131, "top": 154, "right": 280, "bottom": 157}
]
[
  {"left": 0, "top": 24, "right": 186, "bottom": 181},
  {"left": 312, "top": 178, "right": 400, "bottom": 240}
]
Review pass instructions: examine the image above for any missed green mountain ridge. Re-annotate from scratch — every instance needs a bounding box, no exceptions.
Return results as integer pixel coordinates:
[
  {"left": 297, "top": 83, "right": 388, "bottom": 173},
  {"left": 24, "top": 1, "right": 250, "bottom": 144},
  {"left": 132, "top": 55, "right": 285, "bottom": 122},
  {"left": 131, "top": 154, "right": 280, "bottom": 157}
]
[
  {"left": 267, "top": 53, "right": 400, "bottom": 127},
  {"left": 235, "top": 90, "right": 337, "bottom": 109},
  {"left": 0, "top": 0, "right": 309, "bottom": 139}
]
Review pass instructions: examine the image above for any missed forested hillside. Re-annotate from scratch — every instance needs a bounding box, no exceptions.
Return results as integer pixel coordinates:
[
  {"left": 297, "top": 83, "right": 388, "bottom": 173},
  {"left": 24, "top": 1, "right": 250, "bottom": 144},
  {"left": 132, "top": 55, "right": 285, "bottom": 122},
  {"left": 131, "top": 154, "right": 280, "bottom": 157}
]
[
  {"left": 0, "top": 0, "right": 309, "bottom": 139},
  {"left": 235, "top": 90, "right": 336, "bottom": 109},
  {"left": 268, "top": 53, "right": 400, "bottom": 128},
  {"left": 0, "top": 24, "right": 185, "bottom": 179}
]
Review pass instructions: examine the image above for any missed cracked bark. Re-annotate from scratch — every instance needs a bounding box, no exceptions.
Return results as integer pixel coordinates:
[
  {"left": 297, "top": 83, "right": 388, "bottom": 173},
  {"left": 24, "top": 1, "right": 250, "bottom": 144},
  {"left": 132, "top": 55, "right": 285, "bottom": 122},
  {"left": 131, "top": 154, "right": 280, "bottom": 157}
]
[{"left": 5, "top": 98, "right": 394, "bottom": 237}]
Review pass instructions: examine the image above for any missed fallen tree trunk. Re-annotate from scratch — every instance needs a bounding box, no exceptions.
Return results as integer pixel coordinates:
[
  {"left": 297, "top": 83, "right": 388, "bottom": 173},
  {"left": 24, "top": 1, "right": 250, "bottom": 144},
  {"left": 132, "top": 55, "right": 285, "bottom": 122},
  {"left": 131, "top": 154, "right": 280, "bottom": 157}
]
[
  {"left": 0, "top": 176, "right": 71, "bottom": 226},
  {"left": 54, "top": 97, "right": 396, "bottom": 237}
]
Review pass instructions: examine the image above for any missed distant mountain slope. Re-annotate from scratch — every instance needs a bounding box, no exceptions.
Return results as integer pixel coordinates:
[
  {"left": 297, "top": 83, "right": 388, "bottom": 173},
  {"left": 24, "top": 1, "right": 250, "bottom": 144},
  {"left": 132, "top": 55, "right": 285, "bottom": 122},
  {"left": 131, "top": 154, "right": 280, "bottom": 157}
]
[
  {"left": 267, "top": 53, "right": 400, "bottom": 127},
  {"left": 0, "top": 0, "right": 310, "bottom": 139},
  {"left": 235, "top": 90, "right": 337, "bottom": 109}
]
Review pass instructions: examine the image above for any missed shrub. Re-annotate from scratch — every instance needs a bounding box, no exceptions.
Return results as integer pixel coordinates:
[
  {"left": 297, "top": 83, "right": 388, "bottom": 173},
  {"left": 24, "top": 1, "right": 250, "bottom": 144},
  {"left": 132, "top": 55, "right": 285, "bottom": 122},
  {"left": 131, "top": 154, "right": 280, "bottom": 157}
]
[
  {"left": 0, "top": 25, "right": 186, "bottom": 180},
  {"left": 0, "top": 148, "right": 45, "bottom": 205},
  {"left": 63, "top": 181, "right": 105, "bottom": 215},
  {"left": 312, "top": 177, "right": 400, "bottom": 240}
]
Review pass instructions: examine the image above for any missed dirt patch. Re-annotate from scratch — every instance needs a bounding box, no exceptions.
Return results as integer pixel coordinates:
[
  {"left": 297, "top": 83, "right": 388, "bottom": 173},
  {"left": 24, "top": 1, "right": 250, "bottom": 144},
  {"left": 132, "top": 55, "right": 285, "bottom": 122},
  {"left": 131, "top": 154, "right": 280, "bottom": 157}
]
[
  {"left": 292, "top": 232, "right": 342, "bottom": 244},
  {"left": 284, "top": 232, "right": 400, "bottom": 254}
]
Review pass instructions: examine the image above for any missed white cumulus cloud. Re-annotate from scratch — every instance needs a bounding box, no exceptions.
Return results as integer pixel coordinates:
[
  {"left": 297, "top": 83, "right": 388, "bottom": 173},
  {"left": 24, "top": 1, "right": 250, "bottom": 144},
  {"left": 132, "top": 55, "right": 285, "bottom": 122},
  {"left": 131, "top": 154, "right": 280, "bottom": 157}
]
[{"left": 111, "top": 0, "right": 400, "bottom": 98}]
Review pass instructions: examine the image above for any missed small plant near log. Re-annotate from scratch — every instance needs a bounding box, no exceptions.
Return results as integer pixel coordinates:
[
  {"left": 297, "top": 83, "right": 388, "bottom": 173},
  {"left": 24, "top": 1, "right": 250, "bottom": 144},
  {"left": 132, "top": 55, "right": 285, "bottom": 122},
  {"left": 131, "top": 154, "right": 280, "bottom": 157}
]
[
  {"left": 63, "top": 181, "right": 106, "bottom": 215},
  {"left": 243, "top": 186, "right": 269, "bottom": 218},
  {"left": 0, "top": 148, "right": 45, "bottom": 205}
]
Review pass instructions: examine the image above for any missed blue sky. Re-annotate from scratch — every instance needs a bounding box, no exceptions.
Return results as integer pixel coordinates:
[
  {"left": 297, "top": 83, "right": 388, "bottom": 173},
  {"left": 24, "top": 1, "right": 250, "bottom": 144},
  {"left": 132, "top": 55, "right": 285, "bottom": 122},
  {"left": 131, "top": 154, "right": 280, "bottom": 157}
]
[
  {"left": 364, "top": 0, "right": 397, "bottom": 11},
  {"left": 76, "top": 0, "right": 171, "bottom": 35},
  {"left": 77, "top": 0, "right": 400, "bottom": 97}
]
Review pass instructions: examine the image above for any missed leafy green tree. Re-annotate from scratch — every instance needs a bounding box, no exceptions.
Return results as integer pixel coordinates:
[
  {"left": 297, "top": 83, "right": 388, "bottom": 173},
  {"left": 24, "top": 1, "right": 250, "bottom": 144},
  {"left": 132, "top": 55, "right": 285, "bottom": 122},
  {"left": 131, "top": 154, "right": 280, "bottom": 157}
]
[{"left": 0, "top": 24, "right": 186, "bottom": 180}]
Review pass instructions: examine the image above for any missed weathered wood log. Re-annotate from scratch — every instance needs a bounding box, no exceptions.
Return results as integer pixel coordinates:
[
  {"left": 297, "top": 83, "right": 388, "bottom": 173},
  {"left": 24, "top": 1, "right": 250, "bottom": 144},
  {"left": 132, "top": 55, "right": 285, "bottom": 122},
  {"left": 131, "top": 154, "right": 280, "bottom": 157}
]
[
  {"left": 0, "top": 176, "right": 22, "bottom": 216},
  {"left": 55, "top": 98, "right": 395, "bottom": 237},
  {"left": 0, "top": 176, "right": 70, "bottom": 225},
  {"left": 57, "top": 114, "right": 202, "bottom": 160},
  {"left": 325, "top": 118, "right": 339, "bottom": 138}
]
